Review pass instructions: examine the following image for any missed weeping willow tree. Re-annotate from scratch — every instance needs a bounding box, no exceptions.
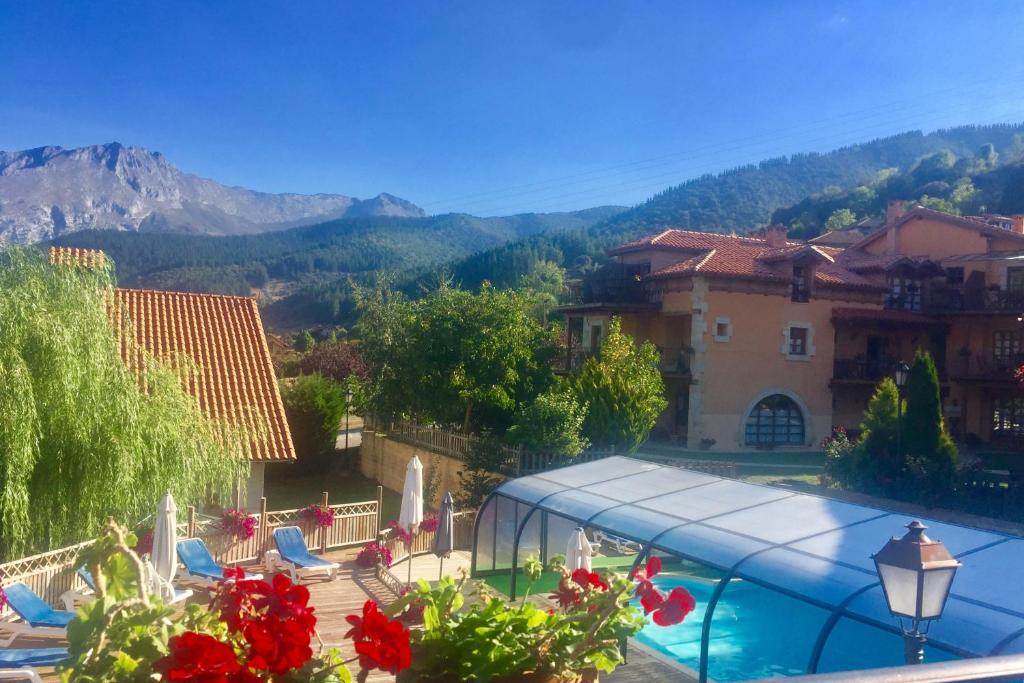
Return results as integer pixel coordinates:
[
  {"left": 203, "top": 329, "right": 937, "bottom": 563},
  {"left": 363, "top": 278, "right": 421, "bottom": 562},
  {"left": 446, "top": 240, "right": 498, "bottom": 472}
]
[{"left": 0, "top": 248, "right": 248, "bottom": 560}]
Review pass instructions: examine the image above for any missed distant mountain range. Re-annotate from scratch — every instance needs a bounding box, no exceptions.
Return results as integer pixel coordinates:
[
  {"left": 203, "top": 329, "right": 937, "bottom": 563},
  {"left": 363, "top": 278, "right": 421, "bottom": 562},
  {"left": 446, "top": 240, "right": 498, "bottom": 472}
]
[{"left": 0, "top": 142, "right": 424, "bottom": 242}]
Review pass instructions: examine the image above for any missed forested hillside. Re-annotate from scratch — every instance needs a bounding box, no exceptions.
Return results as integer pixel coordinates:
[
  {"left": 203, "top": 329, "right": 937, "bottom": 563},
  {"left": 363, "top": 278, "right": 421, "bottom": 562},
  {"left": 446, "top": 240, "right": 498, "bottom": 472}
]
[
  {"left": 407, "top": 124, "right": 1024, "bottom": 297},
  {"left": 771, "top": 140, "right": 1024, "bottom": 238},
  {"left": 51, "top": 206, "right": 623, "bottom": 295}
]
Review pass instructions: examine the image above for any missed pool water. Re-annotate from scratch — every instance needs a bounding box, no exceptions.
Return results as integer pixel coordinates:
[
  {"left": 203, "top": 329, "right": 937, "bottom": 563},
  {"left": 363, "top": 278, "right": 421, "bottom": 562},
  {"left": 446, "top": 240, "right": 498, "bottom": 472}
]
[{"left": 635, "top": 573, "right": 956, "bottom": 681}]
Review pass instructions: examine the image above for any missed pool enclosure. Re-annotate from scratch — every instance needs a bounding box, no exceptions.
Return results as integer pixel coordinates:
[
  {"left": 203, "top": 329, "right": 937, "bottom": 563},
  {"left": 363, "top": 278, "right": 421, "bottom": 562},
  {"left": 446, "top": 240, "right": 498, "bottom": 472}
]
[{"left": 471, "top": 456, "right": 1024, "bottom": 681}]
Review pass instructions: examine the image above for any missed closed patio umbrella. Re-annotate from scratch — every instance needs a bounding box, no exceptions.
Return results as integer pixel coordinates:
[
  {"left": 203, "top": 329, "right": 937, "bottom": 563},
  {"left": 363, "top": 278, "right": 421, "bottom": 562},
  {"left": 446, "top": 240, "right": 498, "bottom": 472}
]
[
  {"left": 432, "top": 491, "right": 455, "bottom": 580},
  {"left": 150, "top": 491, "right": 178, "bottom": 601},
  {"left": 398, "top": 455, "right": 424, "bottom": 585},
  {"left": 566, "top": 527, "right": 593, "bottom": 572}
]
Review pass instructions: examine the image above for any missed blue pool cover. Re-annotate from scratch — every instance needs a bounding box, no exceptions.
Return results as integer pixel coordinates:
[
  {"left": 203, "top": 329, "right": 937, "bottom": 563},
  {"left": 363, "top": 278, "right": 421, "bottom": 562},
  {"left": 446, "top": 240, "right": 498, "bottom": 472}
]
[{"left": 474, "top": 456, "right": 1024, "bottom": 680}]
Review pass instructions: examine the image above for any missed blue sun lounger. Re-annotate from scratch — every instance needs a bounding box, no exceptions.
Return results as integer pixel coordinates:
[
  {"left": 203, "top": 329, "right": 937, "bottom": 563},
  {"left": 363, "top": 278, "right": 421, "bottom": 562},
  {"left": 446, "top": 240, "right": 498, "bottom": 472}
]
[
  {"left": 61, "top": 566, "right": 191, "bottom": 610},
  {"left": 0, "top": 647, "right": 68, "bottom": 683},
  {"left": 271, "top": 526, "right": 339, "bottom": 582},
  {"left": 0, "top": 583, "right": 74, "bottom": 646},
  {"left": 177, "top": 538, "right": 263, "bottom": 586}
]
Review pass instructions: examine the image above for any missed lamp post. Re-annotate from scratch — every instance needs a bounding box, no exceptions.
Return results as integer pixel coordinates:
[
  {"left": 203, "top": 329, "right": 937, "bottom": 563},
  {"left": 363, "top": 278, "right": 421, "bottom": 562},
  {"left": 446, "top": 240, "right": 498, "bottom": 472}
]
[
  {"left": 894, "top": 361, "right": 910, "bottom": 458},
  {"left": 873, "top": 521, "right": 961, "bottom": 665},
  {"left": 345, "top": 387, "right": 353, "bottom": 452}
]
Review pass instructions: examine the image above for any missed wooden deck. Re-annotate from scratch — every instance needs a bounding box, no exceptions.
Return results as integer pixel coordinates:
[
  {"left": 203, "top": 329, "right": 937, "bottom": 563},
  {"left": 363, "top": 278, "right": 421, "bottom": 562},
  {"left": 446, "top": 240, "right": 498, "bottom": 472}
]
[{"left": 26, "top": 547, "right": 687, "bottom": 682}]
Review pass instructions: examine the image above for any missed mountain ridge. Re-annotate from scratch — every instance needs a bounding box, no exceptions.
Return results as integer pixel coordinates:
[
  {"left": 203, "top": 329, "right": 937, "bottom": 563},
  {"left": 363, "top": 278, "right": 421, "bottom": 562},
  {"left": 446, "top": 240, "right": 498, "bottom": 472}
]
[{"left": 0, "top": 142, "right": 425, "bottom": 242}]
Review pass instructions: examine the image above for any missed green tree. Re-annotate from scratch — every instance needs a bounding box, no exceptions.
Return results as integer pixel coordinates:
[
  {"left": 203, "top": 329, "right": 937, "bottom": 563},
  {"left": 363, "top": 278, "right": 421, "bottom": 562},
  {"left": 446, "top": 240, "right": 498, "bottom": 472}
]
[
  {"left": 295, "top": 329, "right": 316, "bottom": 352},
  {"left": 507, "top": 388, "right": 590, "bottom": 457},
  {"left": 916, "top": 194, "right": 959, "bottom": 215},
  {"left": 518, "top": 260, "right": 567, "bottom": 323},
  {"left": 0, "top": 249, "right": 246, "bottom": 559},
  {"left": 569, "top": 318, "right": 667, "bottom": 452},
  {"left": 853, "top": 378, "right": 904, "bottom": 496},
  {"left": 280, "top": 373, "right": 347, "bottom": 470},
  {"left": 825, "top": 208, "right": 857, "bottom": 232},
  {"left": 355, "top": 278, "right": 559, "bottom": 433},
  {"left": 902, "top": 350, "right": 958, "bottom": 503}
]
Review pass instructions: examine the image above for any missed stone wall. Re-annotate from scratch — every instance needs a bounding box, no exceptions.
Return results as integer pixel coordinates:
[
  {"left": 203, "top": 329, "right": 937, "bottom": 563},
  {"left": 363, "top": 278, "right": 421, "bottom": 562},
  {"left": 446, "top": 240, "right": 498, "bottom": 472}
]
[{"left": 360, "top": 427, "right": 491, "bottom": 509}]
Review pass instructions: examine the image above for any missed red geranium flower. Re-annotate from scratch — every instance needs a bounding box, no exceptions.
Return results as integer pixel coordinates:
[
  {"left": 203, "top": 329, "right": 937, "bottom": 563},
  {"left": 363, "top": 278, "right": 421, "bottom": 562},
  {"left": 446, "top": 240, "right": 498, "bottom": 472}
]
[
  {"left": 243, "top": 614, "right": 313, "bottom": 674},
  {"left": 154, "top": 632, "right": 242, "bottom": 683},
  {"left": 344, "top": 600, "right": 412, "bottom": 675},
  {"left": 223, "top": 566, "right": 246, "bottom": 581},
  {"left": 571, "top": 569, "right": 609, "bottom": 592},
  {"left": 651, "top": 586, "right": 696, "bottom": 626}
]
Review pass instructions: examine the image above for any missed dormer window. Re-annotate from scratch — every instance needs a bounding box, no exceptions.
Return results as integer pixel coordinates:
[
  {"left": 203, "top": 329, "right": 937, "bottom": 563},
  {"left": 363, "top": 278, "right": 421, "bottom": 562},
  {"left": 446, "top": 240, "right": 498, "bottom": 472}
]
[
  {"left": 887, "top": 276, "right": 922, "bottom": 311},
  {"left": 792, "top": 265, "right": 810, "bottom": 303}
]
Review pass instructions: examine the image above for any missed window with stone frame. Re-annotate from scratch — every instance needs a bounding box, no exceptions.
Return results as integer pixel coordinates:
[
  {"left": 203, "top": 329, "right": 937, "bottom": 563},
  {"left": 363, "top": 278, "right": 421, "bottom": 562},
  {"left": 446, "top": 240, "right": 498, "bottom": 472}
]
[
  {"left": 788, "top": 326, "right": 808, "bottom": 356},
  {"left": 993, "top": 331, "right": 1021, "bottom": 366},
  {"left": 992, "top": 397, "right": 1024, "bottom": 437}
]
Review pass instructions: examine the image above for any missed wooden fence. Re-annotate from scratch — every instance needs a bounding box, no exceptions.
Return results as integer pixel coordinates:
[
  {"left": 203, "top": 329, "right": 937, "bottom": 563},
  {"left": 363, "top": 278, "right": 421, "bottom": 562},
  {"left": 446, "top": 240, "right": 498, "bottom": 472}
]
[{"left": 0, "top": 493, "right": 382, "bottom": 608}]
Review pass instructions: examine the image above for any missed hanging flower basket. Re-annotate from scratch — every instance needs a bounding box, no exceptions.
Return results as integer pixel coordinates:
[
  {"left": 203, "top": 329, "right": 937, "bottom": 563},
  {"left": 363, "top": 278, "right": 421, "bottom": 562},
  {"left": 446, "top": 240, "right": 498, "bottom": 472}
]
[
  {"left": 218, "top": 508, "right": 257, "bottom": 539},
  {"left": 300, "top": 504, "right": 334, "bottom": 528}
]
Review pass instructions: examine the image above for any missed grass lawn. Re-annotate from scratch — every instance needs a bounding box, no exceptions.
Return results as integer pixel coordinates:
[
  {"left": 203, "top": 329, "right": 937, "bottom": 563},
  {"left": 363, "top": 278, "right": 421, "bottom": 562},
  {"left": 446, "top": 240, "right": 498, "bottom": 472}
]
[
  {"left": 637, "top": 447, "right": 826, "bottom": 468},
  {"left": 264, "top": 468, "right": 403, "bottom": 521}
]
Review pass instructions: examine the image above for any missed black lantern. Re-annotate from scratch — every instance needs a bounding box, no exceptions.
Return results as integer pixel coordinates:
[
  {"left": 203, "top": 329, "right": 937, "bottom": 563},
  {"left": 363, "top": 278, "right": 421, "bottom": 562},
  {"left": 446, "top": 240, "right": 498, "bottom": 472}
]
[
  {"left": 894, "top": 360, "right": 911, "bottom": 388},
  {"left": 873, "top": 521, "right": 961, "bottom": 664}
]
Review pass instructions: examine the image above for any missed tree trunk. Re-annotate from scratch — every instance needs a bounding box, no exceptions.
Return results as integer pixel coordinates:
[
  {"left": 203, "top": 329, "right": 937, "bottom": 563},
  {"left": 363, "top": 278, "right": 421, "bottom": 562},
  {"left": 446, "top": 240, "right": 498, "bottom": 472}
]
[{"left": 462, "top": 401, "right": 473, "bottom": 434}]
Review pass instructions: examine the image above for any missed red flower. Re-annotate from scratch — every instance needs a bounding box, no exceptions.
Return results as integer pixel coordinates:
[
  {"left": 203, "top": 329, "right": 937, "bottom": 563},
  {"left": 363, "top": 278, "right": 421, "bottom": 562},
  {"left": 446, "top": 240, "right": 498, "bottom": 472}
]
[
  {"left": 154, "top": 632, "right": 242, "bottom": 683},
  {"left": 651, "top": 587, "right": 696, "bottom": 626},
  {"left": 550, "top": 577, "right": 583, "bottom": 609},
  {"left": 570, "top": 569, "right": 608, "bottom": 592},
  {"left": 243, "top": 614, "right": 313, "bottom": 674},
  {"left": 223, "top": 566, "right": 246, "bottom": 581},
  {"left": 344, "top": 600, "right": 412, "bottom": 675}
]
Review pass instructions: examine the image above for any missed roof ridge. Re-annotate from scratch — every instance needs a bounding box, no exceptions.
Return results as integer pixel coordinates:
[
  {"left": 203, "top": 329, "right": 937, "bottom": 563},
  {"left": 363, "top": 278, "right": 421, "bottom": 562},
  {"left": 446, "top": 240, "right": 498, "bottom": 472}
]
[{"left": 116, "top": 286, "right": 256, "bottom": 303}]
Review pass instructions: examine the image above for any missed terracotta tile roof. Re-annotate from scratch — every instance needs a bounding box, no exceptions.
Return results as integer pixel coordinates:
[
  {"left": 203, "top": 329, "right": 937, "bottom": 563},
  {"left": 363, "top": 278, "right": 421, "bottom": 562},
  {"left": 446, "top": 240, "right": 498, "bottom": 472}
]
[
  {"left": 848, "top": 206, "right": 1024, "bottom": 252},
  {"left": 48, "top": 246, "right": 107, "bottom": 268},
  {"left": 49, "top": 248, "right": 295, "bottom": 462},
  {"left": 623, "top": 229, "right": 881, "bottom": 290}
]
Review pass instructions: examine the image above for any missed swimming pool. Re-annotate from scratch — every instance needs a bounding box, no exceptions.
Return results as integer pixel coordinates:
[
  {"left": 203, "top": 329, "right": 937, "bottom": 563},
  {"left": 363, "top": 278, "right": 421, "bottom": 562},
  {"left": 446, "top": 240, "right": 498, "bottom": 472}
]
[{"left": 635, "top": 573, "right": 956, "bottom": 681}]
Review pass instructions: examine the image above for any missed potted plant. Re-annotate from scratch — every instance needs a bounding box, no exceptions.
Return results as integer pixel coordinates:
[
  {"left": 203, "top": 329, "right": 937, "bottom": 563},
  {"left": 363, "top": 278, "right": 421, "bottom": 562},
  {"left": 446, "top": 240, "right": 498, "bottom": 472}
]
[{"left": 387, "top": 555, "right": 694, "bottom": 682}]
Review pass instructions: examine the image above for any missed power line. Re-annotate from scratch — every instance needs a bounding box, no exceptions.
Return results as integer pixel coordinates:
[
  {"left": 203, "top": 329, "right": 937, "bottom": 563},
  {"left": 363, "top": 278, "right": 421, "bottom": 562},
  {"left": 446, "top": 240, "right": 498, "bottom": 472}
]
[{"left": 419, "top": 72, "right": 1024, "bottom": 214}]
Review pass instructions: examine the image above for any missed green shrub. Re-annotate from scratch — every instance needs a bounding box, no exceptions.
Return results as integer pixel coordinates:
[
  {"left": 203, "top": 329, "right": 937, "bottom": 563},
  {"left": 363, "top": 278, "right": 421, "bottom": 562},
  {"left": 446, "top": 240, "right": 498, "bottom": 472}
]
[
  {"left": 903, "top": 350, "right": 958, "bottom": 504},
  {"left": 507, "top": 389, "right": 589, "bottom": 457},
  {"left": 281, "top": 373, "right": 347, "bottom": 470},
  {"left": 568, "top": 318, "right": 667, "bottom": 452}
]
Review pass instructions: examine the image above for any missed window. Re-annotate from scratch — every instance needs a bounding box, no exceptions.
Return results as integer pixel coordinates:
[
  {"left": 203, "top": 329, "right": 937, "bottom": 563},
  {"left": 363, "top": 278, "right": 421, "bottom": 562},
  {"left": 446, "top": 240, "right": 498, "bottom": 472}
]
[
  {"left": 714, "top": 317, "right": 733, "bottom": 342},
  {"left": 789, "top": 327, "right": 808, "bottom": 355},
  {"left": 792, "top": 265, "right": 810, "bottom": 302},
  {"left": 993, "top": 331, "right": 1021, "bottom": 364},
  {"left": 1009, "top": 268, "right": 1024, "bottom": 293},
  {"left": 992, "top": 398, "right": 1024, "bottom": 437},
  {"left": 887, "top": 276, "right": 922, "bottom": 311},
  {"left": 745, "top": 394, "right": 805, "bottom": 446},
  {"left": 945, "top": 267, "right": 964, "bottom": 285}
]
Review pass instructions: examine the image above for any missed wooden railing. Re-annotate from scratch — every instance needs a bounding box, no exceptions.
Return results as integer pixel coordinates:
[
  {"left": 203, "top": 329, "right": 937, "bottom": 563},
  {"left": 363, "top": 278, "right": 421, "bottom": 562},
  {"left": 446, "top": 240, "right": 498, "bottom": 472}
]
[
  {"left": 375, "top": 509, "right": 477, "bottom": 596},
  {"left": 0, "top": 494, "right": 381, "bottom": 607}
]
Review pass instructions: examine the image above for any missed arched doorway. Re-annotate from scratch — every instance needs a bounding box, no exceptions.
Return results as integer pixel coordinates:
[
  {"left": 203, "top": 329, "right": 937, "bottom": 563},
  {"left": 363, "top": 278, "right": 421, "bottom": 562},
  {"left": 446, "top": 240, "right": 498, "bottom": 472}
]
[{"left": 744, "top": 393, "right": 805, "bottom": 447}]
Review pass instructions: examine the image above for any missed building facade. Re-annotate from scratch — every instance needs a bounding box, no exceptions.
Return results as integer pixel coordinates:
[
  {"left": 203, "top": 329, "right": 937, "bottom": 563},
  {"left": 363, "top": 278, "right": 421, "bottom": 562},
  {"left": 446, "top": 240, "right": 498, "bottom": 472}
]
[{"left": 560, "top": 202, "right": 1024, "bottom": 452}]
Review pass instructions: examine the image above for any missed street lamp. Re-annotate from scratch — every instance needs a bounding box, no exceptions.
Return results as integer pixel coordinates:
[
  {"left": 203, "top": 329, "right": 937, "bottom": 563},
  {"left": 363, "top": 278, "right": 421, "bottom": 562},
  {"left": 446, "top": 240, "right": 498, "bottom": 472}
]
[
  {"left": 345, "top": 387, "right": 354, "bottom": 452},
  {"left": 873, "top": 521, "right": 961, "bottom": 665},
  {"left": 894, "top": 361, "right": 910, "bottom": 458}
]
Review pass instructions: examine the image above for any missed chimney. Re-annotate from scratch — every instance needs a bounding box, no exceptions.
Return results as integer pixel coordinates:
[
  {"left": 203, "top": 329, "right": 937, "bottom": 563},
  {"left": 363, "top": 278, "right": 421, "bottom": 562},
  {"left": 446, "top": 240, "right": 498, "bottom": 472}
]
[
  {"left": 886, "top": 200, "right": 906, "bottom": 224},
  {"left": 764, "top": 224, "right": 788, "bottom": 249},
  {"left": 1012, "top": 215, "right": 1024, "bottom": 235}
]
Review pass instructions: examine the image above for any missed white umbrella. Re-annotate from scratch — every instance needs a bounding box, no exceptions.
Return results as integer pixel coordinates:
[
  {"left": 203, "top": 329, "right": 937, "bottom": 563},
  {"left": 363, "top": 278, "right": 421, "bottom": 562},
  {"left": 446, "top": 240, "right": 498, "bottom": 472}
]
[
  {"left": 150, "top": 490, "right": 178, "bottom": 601},
  {"left": 566, "top": 527, "right": 593, "bottom": 572},
  {"left": 398, "top": 455, "right": 424, "bottom": 585}
]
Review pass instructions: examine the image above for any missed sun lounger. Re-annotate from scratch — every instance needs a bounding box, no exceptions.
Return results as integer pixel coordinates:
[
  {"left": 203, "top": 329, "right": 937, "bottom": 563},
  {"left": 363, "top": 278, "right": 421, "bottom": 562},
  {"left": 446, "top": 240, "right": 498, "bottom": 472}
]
[
  {"left": 0, "top": 583, "right": 74, "bottom": 646},
  {"left": 59, "top": 567, "right": 98, "bottom": 611},
  {"left": 270, "top": 526, "right": 339, "bottom": 582},
  {"left": 177, "top": 538, "right": 263, "bottom": 586},
  {"left": 0, "top": 647, "right": 68, "bottom": 683},
  {"left": 592, "top": 529, "right": 640, "bottom": 555}
]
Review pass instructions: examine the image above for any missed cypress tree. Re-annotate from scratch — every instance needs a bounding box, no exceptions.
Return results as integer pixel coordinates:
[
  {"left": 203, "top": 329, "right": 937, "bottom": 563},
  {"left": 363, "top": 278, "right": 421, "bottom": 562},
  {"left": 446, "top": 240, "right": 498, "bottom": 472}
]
[{"left": 902, "top": 349, "right": 958, "bottom": 503}]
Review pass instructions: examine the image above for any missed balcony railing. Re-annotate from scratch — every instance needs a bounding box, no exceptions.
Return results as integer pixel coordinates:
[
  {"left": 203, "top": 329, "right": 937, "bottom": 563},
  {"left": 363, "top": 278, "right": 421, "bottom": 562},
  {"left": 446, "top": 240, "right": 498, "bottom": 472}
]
[
  {"left": 657, "top": 346, "right": 691, "bottom": 375},
  {"left": 927, "top": 287, "right": 1024, "bottom": 314},
  {"left": 949, "top": 353, "right": 1024, "bottom": 382},
  {"left": 832, "top": 358, "right": 898, "bottom": 382},
  {"left": 565, "top": 263, "right": 658, "bottom": 306},
  {"left": 553, "top": 348, "right": 597, "bottom": 373}
]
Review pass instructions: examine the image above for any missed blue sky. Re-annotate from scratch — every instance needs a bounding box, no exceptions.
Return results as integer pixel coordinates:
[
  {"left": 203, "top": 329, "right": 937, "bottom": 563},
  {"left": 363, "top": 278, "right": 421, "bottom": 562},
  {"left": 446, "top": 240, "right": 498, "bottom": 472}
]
[{"left": 2, "top": 1, "right": 1024, "bottom": 215}]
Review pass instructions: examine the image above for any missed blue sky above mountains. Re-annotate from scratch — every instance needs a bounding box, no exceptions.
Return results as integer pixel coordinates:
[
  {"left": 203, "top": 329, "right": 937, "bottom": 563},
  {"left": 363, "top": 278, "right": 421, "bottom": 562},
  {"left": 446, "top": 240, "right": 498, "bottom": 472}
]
[{"left": 3, "top": 1, "right": 1023, "bottom": 215}]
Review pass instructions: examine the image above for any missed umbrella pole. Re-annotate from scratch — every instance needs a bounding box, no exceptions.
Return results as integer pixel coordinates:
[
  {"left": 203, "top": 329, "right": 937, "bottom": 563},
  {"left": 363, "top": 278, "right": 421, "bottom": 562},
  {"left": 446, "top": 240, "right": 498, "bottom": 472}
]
[
  {"left": 407, "top": 526, "right": 413, "bottom": 586},
  {"left": 438, "top": 556, "right": 444, "bottom": 581}
]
